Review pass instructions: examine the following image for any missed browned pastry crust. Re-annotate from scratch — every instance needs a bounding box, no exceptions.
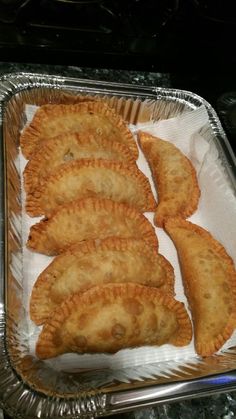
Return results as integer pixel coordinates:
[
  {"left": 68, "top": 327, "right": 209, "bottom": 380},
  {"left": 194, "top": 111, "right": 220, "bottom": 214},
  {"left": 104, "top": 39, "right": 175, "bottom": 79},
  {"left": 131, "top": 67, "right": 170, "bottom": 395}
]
[
  {"left": 35, "top": 282, "right": 192, "bottom": 359},
  {"left": 23, "top": 132, "right": 136, "bottom": 194},
  {"left": 138, "top": 132, "right": 200, "bottom": 227},
  {"left": 20, "top": 102, "right": 138, "bottom": 159},
  {"left": 27, "top": 197, "right": 158, "bottom": 255},
  {"left": 165, "top": 217, "right": 236, "bottom": 356},
  {"left": 30, "top": 237, "right": 175, "bottom": 325},
  {"left": 26, "top": 159, "right": 156, "bottom": 217}
]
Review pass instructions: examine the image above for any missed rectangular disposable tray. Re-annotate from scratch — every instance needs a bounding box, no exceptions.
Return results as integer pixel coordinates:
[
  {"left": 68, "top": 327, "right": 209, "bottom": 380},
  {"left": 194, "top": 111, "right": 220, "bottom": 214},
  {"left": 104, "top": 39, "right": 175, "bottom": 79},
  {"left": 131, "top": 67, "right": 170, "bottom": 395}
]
[{"left": 0, "top": 72, "right": 236, "bottom": 419}]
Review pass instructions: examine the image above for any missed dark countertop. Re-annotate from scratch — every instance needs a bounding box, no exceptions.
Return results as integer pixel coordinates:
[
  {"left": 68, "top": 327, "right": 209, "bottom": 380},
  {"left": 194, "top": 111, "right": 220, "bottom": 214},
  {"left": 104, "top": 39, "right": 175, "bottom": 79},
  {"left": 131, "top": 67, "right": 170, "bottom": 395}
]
[
  {"left": 0, "top": 61, "right": 236, "bottom": 419},
  {"left": 0, "top": 61, "right": 171, "bottom": 90}
]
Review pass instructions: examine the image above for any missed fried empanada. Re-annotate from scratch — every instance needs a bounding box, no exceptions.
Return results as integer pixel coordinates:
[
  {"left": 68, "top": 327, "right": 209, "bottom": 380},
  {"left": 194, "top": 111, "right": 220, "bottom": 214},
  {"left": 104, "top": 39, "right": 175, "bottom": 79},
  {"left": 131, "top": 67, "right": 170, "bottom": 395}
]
[
  {"left": 165, "top": 217, "right": 236, "bottom": 356},
  {"left": 30, "top": 237, "right": 175, "bottom": 325},
  {"left": 26, "top": 159, "right": 156, "bottom": 216},
  {"left": 27, "top": 198, "right": 158, "bottom": 255},
  {"left": 24, "top": 132, "right": 136, "bottom": 193},
  {"left": 138, "top": 132, "right": 200, "bottom": 227},
  {"left": 36, "top": 283, "right": 192, "bottom": 359},
  {"left": 20, "top": 102, "right": 138, "bottom": 159}
]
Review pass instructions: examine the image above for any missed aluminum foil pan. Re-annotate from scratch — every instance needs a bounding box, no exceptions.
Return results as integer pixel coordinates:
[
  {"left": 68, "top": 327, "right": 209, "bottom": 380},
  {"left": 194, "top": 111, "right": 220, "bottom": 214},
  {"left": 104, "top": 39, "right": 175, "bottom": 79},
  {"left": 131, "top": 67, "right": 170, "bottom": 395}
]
[{"left": 0, "top": 72, "right": 236, "bottom": 419}]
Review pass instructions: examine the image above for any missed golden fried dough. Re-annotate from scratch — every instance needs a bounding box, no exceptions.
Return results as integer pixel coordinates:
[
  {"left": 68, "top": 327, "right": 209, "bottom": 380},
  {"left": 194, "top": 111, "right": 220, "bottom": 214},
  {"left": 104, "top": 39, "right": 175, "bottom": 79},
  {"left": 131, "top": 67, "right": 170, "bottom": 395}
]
[
  {"left": 26, "top": 159, "right": 156, "bottom": 216},
  {"left": 30, "top": 237, "right": 175, "bottom": 325},
  {"left": 27, "top": 198, "right": 158, "bottom": 255},
  {"left": 165, "top": 217, "right": 236, "bottom": 356},
  {"left": 24, "top": 132, "right": 136, "bottom": 193},
  {"left": 36, "top": 283, "right": 192, "bottom": 359},
  {"left": 20, "top": 102, "right": 138, "bottom": 159},
  {"left": 138, "top": 132, "right": 200, "bottom": 227}
]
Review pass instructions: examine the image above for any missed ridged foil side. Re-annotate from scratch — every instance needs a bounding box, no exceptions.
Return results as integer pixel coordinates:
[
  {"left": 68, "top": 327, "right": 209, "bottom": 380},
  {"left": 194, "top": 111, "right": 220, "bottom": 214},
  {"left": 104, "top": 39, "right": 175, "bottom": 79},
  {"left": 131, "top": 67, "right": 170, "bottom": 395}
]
[{"left": 0, "top": 73, "right": 236, "bottom": 418}]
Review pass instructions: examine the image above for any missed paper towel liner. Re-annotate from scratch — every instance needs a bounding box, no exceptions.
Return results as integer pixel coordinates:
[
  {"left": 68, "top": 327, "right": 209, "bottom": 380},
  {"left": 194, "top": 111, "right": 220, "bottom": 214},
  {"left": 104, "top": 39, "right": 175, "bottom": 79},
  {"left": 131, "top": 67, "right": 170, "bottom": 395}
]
[{"left": 19, "top": 104, "right": 236, "bottom": 370}]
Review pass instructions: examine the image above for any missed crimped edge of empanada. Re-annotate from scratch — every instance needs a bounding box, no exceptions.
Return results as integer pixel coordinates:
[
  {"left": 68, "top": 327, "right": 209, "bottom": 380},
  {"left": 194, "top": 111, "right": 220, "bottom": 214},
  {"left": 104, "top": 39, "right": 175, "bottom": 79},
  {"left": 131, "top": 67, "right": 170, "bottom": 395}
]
[
  {"left": 30, "top": 237, "right": 174, "bottom": 325},
  {"left": 20, "top": 102, "right": 138, "bottom": 160},
  {"left": 36, "top": 283, "right": 192, "bottom": 359},
  {"left": 165, "top": 217, "right": 236, "bottom": 356},
  {"left": 27, "top": 197, "right": 158, "bottom": 255},
  {"left": 138, "top": 132, "right": 200, "bottom": 227},
  {"left": 26, "top": 158, "right": 157, "bottom": 216},
  {"left": 23, "top": 132, "right": 137, "bottom": 194}
]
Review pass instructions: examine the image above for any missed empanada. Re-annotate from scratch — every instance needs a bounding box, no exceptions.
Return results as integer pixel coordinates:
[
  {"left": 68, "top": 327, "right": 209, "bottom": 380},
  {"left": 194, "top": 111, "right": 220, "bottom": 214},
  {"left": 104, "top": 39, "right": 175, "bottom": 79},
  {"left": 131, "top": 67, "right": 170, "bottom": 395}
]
[
  {"left": 138, "top": 132, "right": 200, "bottom": 227},
  {"left": 26, "top": 159, "right": 156, "bottom": 216},
  {"left": 36, "top": 283, "right": 192, "bottom": 359},
  {"left": 20, "top": 102, "right": 138, "bottom": 159},
  {"left": 27, "top": 198, "right": 158, "bottom": 255},
  {"left": 24, "top": 132, "right": 136, "bottom": 193},
  {"left": 30, "top": 237, "right": 175, "bottom": 325},
  {"left": 165, "top": 217, "right": 236, "bottom": 356}
]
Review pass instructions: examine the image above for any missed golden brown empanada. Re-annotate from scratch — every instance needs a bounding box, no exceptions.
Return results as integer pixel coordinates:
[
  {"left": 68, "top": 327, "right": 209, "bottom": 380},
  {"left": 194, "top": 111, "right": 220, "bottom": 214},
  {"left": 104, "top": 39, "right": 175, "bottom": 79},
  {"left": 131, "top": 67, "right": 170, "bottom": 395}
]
[
  {"left": 165, "top": 217, "right": 236, "bottom": 356},
  {"left": 30, "top": 237, "right": 175, "bottom": 325},
  {"left": 20, "top": 102, "right": 138, "bottom": 159},
  {"left": 24, "top": 132, "right": 136, "bottom": 193},
  {"left": 36, "top": 283, "right": 192, "bottom": 359},
  {"left": 26, "top": 159, "right": 156, "bottom": 216},
  {"left": 138, "top": 132, "right": 200, "bottom": 227},
  {"left": 27, "top": 198, "right": 158, "bottom": 255}
]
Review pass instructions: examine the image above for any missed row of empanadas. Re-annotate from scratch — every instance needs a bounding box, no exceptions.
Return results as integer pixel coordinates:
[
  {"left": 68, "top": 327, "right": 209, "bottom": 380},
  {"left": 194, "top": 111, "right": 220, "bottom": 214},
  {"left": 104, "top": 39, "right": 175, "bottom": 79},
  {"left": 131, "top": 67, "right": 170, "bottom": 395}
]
[
  {"left": 20, "top": 101, "right": 139, "bottom": 159},
  {"left": 36, "top": 283, "right": 192, "bottom": 359},
  {"left": 22, "top": 103, "right": 177, "bottom": 358},
  {"left": 21, "top": 100, "right": 236, "bottom": 360},
  {"left": 30, "top": 237, "right": 175, "bottom": 325},
  {"left": 26, "top": 158, "right": 156, "bottom": 216},
  {"left": 136, "top": 132, "right": 236, "bottom": 355}
]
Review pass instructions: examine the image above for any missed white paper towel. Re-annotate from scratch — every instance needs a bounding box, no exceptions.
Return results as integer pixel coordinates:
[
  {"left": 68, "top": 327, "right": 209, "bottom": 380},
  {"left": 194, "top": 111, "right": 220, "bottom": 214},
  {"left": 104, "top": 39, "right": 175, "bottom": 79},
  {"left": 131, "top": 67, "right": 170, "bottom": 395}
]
[{"left": 20, "top": 104, "right": 236, "bottom": 371}]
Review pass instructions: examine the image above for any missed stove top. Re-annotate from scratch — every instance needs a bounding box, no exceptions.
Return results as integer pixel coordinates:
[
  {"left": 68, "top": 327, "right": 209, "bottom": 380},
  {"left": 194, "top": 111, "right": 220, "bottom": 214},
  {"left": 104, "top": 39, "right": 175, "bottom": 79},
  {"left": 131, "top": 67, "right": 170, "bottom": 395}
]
[
  {"left": 0, "top": 0, "right": 178, "bottom": 70},
  {"left": 2, "top": 0, "right": 176, "bottom": 35},
  {"left": 0, "top": 0, "right": 235, "bottom": 71}
]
